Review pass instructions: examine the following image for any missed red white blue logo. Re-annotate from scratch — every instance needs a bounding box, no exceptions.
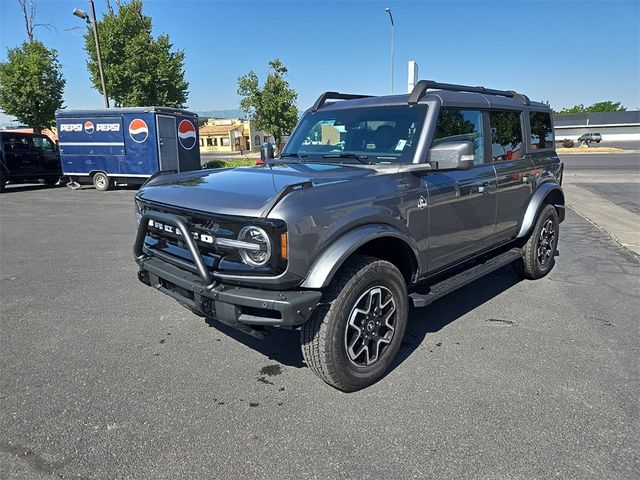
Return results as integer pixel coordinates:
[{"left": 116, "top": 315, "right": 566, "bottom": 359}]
[
  {"left": 178, "top": 119, "right": 196, "bottom": 150},
  {"left": 129, "top": 118, "right": 149, "bottom": 143},
  {"left": 84, "top": 121, "right": 94, "bottom": 134}
]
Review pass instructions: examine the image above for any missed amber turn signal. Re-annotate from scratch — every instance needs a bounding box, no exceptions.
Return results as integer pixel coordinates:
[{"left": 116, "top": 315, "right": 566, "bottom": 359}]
[{"left": 280, "top": 232, "right": 288, "bottom": 260}]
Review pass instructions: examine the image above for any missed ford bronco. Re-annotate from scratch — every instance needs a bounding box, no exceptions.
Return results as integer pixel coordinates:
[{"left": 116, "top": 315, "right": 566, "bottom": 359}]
[{"left": 133, "top": 80, "right": 564, "bottom": 391}]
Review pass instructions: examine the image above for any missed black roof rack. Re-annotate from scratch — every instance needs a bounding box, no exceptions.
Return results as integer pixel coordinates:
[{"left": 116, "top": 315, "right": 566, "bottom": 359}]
[
  {"left": 408, "top": 80, "right": 530, "bottom": 106},
  {"left": 310, "top": 92, "right": 372, "bottom": 112}
]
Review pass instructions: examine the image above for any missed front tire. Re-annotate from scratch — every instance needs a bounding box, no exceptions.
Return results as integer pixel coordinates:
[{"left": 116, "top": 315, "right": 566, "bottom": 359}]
[
  {"left": 516, "top": 204, "right": 559, "bottom": 280},
  {"left": 301, "top": 255, "right": 408, "bottom": 392},
  {"left": 92, "top": 172, "right": 110, "bottom": 191}
]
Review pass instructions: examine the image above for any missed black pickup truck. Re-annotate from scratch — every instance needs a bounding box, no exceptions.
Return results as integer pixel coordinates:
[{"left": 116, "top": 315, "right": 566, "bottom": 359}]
[{"left": 0, "top": 131, "right": 61, "bottom": 192}]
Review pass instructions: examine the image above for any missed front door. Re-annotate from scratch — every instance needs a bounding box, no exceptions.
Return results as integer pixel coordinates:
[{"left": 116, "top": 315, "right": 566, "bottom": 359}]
[
  {"left": 157, "top": 115, "right": 179, "bottom": 172},
  {"left": 424, "top": 109, "right": 498, "bottom": 272},
  {"left": 488, "top": 110, "right": 536, "bottom": 240}
]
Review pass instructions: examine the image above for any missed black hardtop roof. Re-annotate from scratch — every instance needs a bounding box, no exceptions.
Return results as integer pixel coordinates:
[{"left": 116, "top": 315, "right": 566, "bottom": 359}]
[
  {"left": 310, "top": 80, "right": 549, "bottom": 113},
  {"left": 55, "top": 106, "right": 198, "bottom": 117}
]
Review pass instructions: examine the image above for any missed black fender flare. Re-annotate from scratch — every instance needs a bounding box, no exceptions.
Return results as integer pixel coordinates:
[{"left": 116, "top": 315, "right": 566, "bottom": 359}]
[
  {"left": 300, "top": 224, "right": 420, "bottom": 289},
  {"left": 516, "top": 181, "right": 565, "bottom": 238}
]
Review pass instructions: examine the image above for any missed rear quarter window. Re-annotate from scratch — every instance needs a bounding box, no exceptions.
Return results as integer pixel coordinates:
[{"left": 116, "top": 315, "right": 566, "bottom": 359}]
[{"left": 529, "top": 111, "right": 554, "bottom": 150}]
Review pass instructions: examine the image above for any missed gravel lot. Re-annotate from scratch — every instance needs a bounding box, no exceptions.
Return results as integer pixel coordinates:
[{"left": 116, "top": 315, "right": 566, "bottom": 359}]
[{"left": 1, "top": 184, "right": 639, "bottom": 479}]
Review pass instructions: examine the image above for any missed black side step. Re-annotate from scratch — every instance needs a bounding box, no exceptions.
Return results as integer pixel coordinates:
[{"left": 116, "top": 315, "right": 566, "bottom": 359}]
[{"left": 409, "top": 248, "right": 523, "bottom": 308}]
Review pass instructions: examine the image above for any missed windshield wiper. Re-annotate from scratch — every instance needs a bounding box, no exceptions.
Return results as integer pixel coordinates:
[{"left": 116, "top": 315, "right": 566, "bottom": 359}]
[
  {"left": 322, "top": 153, "right": 370, "bottom": 164},
  {"left": 280, "top": 152, "right": 307, "bottom": 162}
]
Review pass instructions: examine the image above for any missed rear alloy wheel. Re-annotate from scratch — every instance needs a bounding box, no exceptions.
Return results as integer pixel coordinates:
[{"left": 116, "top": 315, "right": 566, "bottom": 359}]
[
  {"left": 301, "top": 255, "right": 408, "bottom": 392},
  {"left": 92, "top": 172, "right": 110, "bottom": 191},
  {"left": 516, "top": 204, "right": 559, "bottom": 280}
]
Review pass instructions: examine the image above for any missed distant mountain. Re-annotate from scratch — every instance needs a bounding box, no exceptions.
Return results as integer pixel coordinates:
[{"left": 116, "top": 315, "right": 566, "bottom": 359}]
[{"left": 194, "top": 109, "right": 245, "bottom": 119}]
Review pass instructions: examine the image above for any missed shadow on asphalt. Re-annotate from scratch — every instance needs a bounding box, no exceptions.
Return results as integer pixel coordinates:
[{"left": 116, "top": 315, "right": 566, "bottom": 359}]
[
  {"left": 203, "top": 263, "right": 524, "bottom": 374},
  {"left": 390, "top": 265, "right": 522, "bottom": 373}
]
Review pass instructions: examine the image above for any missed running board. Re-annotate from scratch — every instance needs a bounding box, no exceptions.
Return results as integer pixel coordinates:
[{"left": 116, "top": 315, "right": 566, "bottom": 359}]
[{"left": 409, "top": 248, "right": 523, "bottom": 308}]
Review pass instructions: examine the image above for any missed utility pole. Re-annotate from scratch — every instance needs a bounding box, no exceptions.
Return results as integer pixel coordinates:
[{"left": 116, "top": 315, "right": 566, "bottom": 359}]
[
  {"left": 74, "top": 1, "right": 109, "bottom": 107},
  {"left": 385, "top": 8, "right": 394, "bottom": 94}
]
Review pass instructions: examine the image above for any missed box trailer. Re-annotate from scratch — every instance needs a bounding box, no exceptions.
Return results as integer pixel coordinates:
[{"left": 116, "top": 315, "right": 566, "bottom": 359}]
[{"left": 55, "top": 107, "right": 200, "bottom": 190}]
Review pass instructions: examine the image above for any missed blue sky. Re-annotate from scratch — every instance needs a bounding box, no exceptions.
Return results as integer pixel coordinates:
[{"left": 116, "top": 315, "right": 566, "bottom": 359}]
[{"left": 1, "top": 0, "right": 639, "bottom": 124}]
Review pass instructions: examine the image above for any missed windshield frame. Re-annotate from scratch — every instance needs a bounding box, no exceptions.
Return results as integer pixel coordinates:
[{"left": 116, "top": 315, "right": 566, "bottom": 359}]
[{"left": 282, "top": 103, "right": 429, "bottom": 165}]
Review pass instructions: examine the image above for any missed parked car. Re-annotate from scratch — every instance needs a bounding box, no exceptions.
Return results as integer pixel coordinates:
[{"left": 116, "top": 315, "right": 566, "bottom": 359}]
[
  {"left": 0, "top": 131, "right": 61, "bottom": 193},
  {"left": 577, "top": 133, "right": 602, "bottom": 144},
  {"left": 132, "top": 80, "right": 565, "bottom": 391}
]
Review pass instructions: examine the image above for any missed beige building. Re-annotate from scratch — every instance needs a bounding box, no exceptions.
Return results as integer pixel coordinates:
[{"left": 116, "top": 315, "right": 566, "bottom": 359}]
[{"left": 199, "top": 118, "right": 274, "bottom": 153}]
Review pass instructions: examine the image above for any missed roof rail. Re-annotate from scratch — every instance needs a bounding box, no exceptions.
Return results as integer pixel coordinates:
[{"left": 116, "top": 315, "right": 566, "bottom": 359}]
[
  {"left": 408, "top": 80, "right": 530, "bottom": 106},
  {"left": 310, "top": 92, "right": 372, "bottom": 112}
]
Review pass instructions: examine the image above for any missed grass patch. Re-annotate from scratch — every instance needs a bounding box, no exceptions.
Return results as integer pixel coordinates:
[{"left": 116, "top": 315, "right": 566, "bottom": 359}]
[
  {"left": 557, "top": 146, "right": 624, "bottom": 154},
  {"left": 203, "top": 158, "right": 257, "bottom": 169}
]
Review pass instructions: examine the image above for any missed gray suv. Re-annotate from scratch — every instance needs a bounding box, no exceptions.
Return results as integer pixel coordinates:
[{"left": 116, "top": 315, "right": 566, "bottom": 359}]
[{"left": 133, "top": 80, "right": 564, "bottom": 391}]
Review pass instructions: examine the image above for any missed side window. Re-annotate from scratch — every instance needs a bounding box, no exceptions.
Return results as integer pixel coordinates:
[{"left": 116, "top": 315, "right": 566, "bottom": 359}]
[
  {"left": 529, "top": 111, "right": 554, "bottom": 150},
  {"left": 32, "top": 136, "right": 55, "bottom": 152},
  {"left": 489, "top": 110, "right": 523, "bottom": 161},
  {"left": 3, "top": 135, "right": 31, "bottom": 151},
  {"left": 433, "top": 109, "right": 484, "bottom": 165}
]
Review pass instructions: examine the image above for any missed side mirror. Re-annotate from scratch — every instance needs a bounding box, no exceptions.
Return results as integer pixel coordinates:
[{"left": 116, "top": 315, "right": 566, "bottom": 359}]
[
  {"left": 260, "top": 142, "right": 274, "bottom": 163},
  {"left": 428, "top": 141, "right": 475, "bottom": 170}
]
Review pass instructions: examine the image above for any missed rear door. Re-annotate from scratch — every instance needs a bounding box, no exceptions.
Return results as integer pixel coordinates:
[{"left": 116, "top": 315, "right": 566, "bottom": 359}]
[
  {"left": 490, "top": 110, "right": 537, "bottom": 240},
  {"left": 157, "top": 115, "right": 179, "bottom": 171}
]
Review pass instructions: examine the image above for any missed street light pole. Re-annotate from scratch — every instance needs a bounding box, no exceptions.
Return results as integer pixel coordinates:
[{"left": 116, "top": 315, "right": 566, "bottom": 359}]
[
  {"left": 89, "top": 0, "right": 109, "bottom": 108},
  {"left": 74, "top": 1, "right": 109, "bottom": 108},
  {"left": 385, "top": 7, "right": 394, "bottom": 94}
]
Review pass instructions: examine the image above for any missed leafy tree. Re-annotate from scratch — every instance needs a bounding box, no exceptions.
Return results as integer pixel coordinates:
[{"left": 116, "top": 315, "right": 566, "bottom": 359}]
[
  {"left": 558, "top": 101, "right": 626, "bottom": 114},
  {"left": 0, "top": 40, "right": 65, "bottom": 132},
  {"left": 237, "top": 59, "right": 298, "bottom": 151},
  {"left": 84, "top": 0, "right": 188, "bottom": 107}
]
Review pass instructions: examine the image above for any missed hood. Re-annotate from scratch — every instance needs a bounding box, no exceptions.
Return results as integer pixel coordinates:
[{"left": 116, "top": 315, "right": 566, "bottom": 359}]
[{"left": 136, "top": 163, "right": 374, "bottom": 217}]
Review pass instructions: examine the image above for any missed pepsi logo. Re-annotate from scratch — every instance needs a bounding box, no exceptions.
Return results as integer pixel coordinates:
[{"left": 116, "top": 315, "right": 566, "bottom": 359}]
[
  {"left": 178, "top": 119, "right": 197, "bottom": 150},
  {"left": 84, "top": 121, "right": 94, "bottom": 134},
  {"left": 129, "top": 118, "right": 149, "bottom": 143}
]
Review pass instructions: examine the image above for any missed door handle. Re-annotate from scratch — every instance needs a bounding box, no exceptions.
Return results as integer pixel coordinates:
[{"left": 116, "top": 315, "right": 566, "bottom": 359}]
[{"left": 477, "top": 182, "right": 491, "bottom": 195}]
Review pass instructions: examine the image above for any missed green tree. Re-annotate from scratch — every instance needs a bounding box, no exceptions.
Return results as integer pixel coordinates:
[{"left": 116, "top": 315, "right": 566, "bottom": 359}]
[
  {"left": 586, "top": 101, "right": 626, "bottom": 112},
  {"left": 0, "top": 40, "right": 65, "bottom": 132},
  {"left": 558, "top": 101, "right": 626, "bottom": 114},
  {"left": 237, "top": 59, "right": 298, "bottom": 151},
  {"left": 84, "top": 0, "right": 188, "bottom": 107}
]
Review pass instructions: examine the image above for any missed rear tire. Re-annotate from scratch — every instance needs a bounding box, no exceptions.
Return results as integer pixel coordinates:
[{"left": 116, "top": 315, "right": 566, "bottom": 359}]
[
  {"left": 92, "top": 172, "right": 110, "bottom": 191},
  {"left": 516, "top": 204, "right": 559, "bottom": 280},
  {"left": 300, "top": 255, "right": 409, "bottom": 392},
  {"left": 0, "top": 169, "right": 5, "bottom": 193},
  {"left": 44, "top": 177, "right": 58, "bottom": 186}
]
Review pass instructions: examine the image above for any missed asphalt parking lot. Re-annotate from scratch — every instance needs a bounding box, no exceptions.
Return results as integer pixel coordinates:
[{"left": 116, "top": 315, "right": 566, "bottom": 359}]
[{"left": 1, "top": 158, "right": 639, "bottom": 479}]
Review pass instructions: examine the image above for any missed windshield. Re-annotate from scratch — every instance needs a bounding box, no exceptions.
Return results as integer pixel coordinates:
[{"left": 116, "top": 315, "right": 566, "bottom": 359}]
[{"left": 282, "top": 104, "right": 427, "bottom": 164}]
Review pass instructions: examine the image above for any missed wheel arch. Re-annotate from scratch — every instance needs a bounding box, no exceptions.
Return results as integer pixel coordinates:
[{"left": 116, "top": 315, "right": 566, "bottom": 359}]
[
  {"left": 300, "top": 224, "right": 420, "bottom": 289},
  {"left": 517, "top": 182, "right": 565, "bottom": 239},
  {"left": 88, "top": 169, "right": 108, "bottom": 180}
]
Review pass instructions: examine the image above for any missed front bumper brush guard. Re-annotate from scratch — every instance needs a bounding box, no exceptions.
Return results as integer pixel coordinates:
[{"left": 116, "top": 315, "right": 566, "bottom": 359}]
[{"left": 133, "top": 211, "right": 215, "bottom": 289}]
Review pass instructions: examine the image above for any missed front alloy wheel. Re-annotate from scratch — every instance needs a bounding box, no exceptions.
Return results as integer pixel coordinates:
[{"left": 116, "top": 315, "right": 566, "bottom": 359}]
[{"left": 345, "top": 286, "right": 397, "bottom": 367}]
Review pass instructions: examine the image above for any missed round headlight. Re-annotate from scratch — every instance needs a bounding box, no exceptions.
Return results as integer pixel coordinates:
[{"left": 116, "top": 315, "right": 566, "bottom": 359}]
[{"left": 238, "top": 226, "right": 272, "bottom": 267}]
